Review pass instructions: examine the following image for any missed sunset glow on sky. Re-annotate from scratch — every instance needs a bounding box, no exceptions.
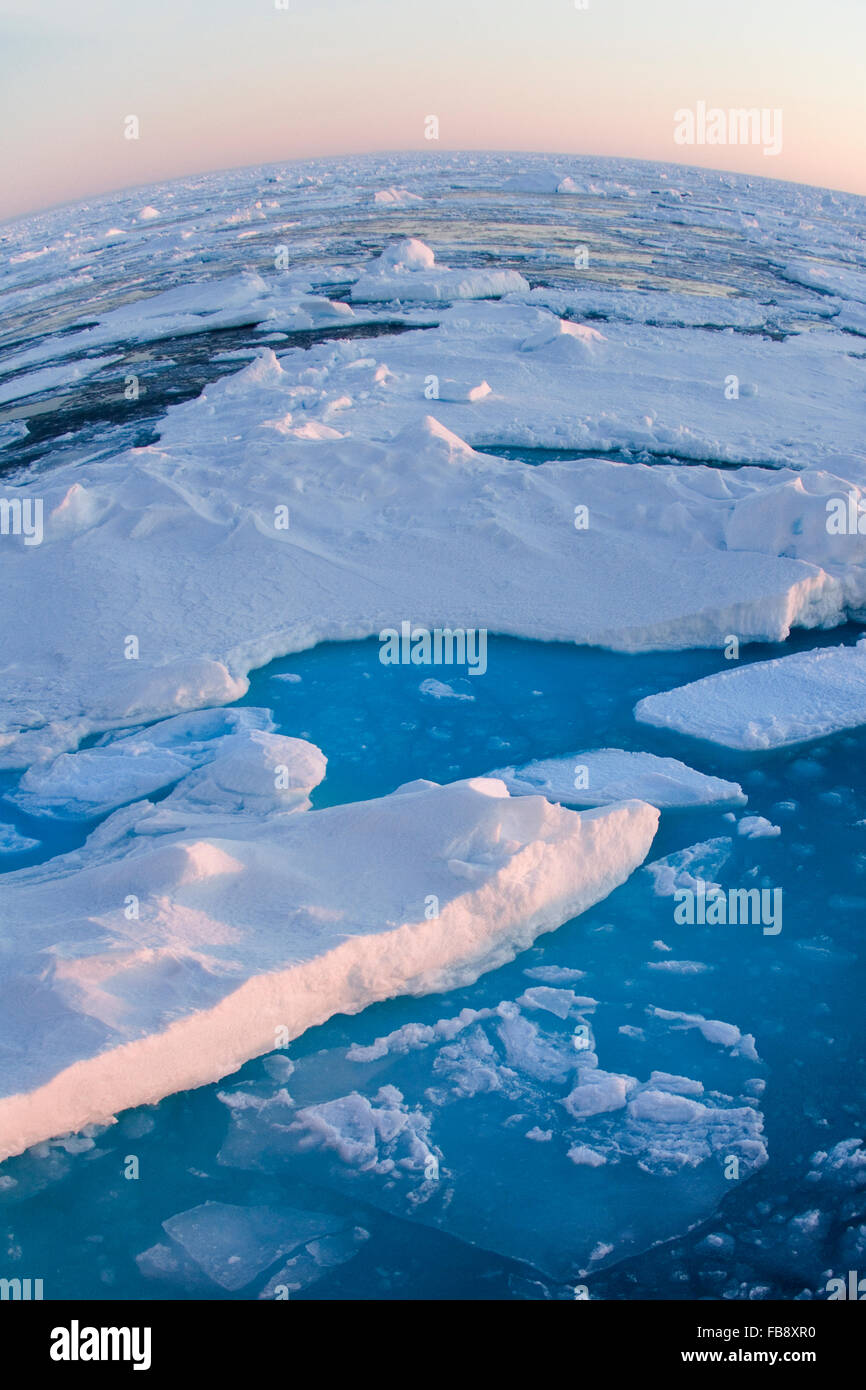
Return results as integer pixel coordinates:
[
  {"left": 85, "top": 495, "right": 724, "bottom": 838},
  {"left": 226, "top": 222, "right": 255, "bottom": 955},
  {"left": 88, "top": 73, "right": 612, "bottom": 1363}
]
[{"left": 1, "top": 0, "right": 864, "bottom": 220}]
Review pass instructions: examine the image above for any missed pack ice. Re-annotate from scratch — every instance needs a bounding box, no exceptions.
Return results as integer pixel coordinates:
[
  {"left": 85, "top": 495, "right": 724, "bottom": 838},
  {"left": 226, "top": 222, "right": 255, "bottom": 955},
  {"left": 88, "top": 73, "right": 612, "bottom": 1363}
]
[
  {"left": 0, "top": 334, "right": 850, "bottom": 764},
  {"left": 0, "top": 722, "right": 658, "bottom": 1161},
  {"left": 636, "top": 638, "right": 866, "bottom": 750}
]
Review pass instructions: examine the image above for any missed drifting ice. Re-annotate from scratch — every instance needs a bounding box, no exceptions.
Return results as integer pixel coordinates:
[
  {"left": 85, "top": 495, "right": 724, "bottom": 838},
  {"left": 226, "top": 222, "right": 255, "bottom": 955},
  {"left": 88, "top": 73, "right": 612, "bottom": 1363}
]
[
  {"left": 636, "top": 640, "right": 866, "bottom": 750},
  {"left": 491, "top": 749, "right": 745, "bottom": 808}
]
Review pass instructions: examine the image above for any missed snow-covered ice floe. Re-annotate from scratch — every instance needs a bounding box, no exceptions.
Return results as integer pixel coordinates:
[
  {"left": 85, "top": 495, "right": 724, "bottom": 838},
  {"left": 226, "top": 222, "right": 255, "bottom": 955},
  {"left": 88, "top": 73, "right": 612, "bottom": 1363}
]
[
  {"left": 636, "top": 638, "right": 866, "bottom": 750},
  {"left": 490, "top": 749, "right": 745, "bottom": 809},
  {"left": 7, "top": 707, "right": 278, "bottom": 820},
  {"left": 0, "top": 327, "right": 855, "bottom": 763},
  {"left": 0, "top": 726, "right": 658, "bottom": 1160}
]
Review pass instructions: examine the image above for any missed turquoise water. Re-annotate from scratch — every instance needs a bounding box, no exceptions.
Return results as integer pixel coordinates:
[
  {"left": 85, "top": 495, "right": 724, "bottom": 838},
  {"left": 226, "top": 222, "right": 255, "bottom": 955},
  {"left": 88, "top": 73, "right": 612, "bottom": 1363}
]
[{"left": 2, "top": 626, "right": 864, "bottom": 1299}]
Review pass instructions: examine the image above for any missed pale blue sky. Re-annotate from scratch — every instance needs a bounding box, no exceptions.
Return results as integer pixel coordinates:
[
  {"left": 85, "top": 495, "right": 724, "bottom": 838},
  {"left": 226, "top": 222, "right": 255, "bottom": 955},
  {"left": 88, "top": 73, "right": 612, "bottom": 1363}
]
[{"left": 1, "top": 0, "right": 864, "bottom": 220}]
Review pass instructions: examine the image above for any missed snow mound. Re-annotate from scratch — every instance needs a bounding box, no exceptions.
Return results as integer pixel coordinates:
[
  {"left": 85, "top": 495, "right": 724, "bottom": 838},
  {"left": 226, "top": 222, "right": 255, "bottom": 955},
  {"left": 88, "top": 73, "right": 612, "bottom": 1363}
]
[
  {"left": 519, "top": 318, "right": 605, "bottom": 355},
  {"left": 373, "top": 187, "right": 423, "bottom": 206}
]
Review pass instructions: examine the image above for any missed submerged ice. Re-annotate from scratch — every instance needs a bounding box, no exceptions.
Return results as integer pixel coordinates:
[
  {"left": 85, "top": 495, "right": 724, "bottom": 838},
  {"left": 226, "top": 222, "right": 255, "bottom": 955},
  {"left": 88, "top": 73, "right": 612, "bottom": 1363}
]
[{"left": 215, "top": 983, "right": 766, "bottom": 1283}]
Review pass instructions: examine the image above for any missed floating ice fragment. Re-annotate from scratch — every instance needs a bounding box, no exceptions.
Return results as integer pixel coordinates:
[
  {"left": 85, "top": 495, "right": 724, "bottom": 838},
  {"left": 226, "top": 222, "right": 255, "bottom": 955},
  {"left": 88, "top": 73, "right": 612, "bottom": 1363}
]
[
  {"left": 636, "top": 642, "right": 866, "bottom": 750},
  {"left": 492, "top": 749, "right": 744, "bottom": 809}
]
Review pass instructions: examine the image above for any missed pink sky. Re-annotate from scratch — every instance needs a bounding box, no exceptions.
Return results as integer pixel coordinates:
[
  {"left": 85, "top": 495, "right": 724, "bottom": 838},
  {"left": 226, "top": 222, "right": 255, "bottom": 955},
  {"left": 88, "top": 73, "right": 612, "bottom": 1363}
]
[{"left": 1, "top": 0, "right": 864, "bottom": 221}]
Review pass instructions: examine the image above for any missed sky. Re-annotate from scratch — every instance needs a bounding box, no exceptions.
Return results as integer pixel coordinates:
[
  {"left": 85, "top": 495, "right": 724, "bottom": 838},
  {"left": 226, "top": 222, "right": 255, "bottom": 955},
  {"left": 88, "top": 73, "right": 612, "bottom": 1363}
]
[{"left": 1, "top": 0, "right": 864, "bottom": 222}]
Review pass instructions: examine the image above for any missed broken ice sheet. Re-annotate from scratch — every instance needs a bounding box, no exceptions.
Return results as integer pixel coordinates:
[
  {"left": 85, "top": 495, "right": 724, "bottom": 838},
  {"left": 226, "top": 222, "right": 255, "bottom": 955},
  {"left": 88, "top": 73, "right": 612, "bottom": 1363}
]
[
  {"left": 216, "top": 989, "right": 766, "bottom": 1285},
  {"left": 155, "top": 1201, "right": 347, "bottom": 1291},
  {"left": 258, "top": 1228, "right": 371, "bottom": 1299}
]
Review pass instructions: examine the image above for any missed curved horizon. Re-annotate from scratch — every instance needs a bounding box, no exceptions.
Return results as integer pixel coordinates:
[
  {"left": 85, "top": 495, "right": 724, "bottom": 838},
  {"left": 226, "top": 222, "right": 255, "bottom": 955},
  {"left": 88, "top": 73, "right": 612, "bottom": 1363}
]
[{"left": 3, "top": 145, "right": 865, "bottom": 231}]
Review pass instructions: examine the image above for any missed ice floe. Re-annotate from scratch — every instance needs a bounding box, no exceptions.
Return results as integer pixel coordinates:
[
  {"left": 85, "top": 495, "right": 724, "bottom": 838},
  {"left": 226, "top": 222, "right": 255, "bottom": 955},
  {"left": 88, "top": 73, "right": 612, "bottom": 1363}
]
[
  {"left": 8, "top": 707, "right": 283, "bottom": 820},
  {"left": 636, "top": 639, "right": 866, "bottom": 749},
  {"left": 491, "top": 749, "right": 745, "bottom": 808},
  {"left": 0, "top": 370, "right": 848, "bottom": 763}
]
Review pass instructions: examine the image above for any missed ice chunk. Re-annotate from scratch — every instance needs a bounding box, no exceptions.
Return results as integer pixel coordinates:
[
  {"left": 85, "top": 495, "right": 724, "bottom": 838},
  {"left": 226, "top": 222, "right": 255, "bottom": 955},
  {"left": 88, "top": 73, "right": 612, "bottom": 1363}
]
[
  {"left": 648, "top": 1006, "right": 757, "bottom": 1058},
  {"left": 418, "top": 678, "right": 474, "bottom": 702},
  {"left": 0, "top": 823, "right": 40, "bottom": 854},
  {"left": 492, "top": 749, "right": 744, "bottom": 809},
  {"left": 258, "top": 1227, "right": 369, "bottom": 1298},
  {"left": 517, "top": 986, "right": 579, "bottom": 1019},
  {"left": 635, "top": 641, "right": 866, "bottom": 750},
  {"left": 644, "top": 837, "right": 733, "bottom": 896},
  {"left": 562, "top": 1067, "right": 633, "bottom": 1117},
  {"left": 0, "top": 420, "right": 29, "bottom": 448},
  {"left": 568, "top": 1144, "right": 607, "bottom": 1167},
  {"left": 737, "top": 816, "right": 781, "bottom": 838},
  {"left": 0, "top": 355, "right": 122, "bottom": 406},
  {"left": 8, "top": 707, "right": 300, "bottom": 820},
  {"left": 523, "top": 964, "right": 586, "bottom": 983},
  {"left": 373, "top": 187, "right": 422, "bottom": 206}
]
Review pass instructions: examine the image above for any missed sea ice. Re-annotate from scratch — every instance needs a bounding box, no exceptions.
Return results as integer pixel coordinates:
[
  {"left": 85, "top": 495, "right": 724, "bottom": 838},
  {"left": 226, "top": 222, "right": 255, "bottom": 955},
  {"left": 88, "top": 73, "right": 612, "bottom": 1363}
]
[
  {"left": 0, "top": 386, "right": 845, "bottom": 763},
  {"left": 0, "top": 823, "right": 40, "bottom": 854},
  {"left": 350, "top": 237, "right": 529, "bottom": 302},
  {"left": 635, "top": 640, "right": 866, "bottom": 750},
  {"left": 160, "top": 1201, "right": 345, "bottom": 1291},
  {"left": 644, "top": 838, "right": 733, "bottom": 896},
  {"left": 217, "top": 985, "right": 765, "bottom": 1282},
  {"left": 737, "top": 816, "right": 781, "bottom": 838},
  {"left": 491, "top": 749, "right": 745, "bottom": 809},
  {"left": 8, "top": 707, "right": 282, "bottom": 820}
]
